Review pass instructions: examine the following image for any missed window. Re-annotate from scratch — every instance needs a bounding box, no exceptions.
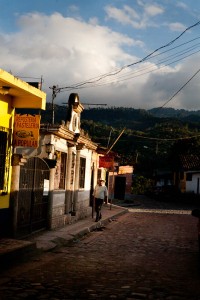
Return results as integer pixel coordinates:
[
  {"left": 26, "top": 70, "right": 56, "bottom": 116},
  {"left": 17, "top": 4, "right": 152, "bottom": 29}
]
[
  {"left": 186, "top": 173, "right": 192, "bottom": 181},
  {"left": 0, "top": 131, "right": 7, "bottom": 191},
  {"left": 72, "top": 114, "right": 77, "bottom": 131},
  {"left": 97, "top": 169, "right": 101, "bottom": 181},
  {"left": 79, "top": 157, "right": 86, "bottom": 188},
  {"left": 59, "top": 152, "right": 67, "bottom": 189}
]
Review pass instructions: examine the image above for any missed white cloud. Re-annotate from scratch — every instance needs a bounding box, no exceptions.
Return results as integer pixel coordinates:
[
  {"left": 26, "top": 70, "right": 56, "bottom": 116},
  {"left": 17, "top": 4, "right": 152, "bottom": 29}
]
[
  {"left": 168, "top": 22, "right": 186, "bottom": 32},
  {"left": 1, "top": 12, "right": 141, "bottom": 101},
  {"left": 105, "top": 5, "right": 141, "bottom": 27},
  {"left": 143, "top": 4, "right": 164, "bottom": 17},
  {"left": 176, "top": 2, "right": 188, "bottom": 10},
  {"left": 89, "top": 17, "right": 99, "bottom": 25},
  {"left": 1, "top": 11, "right": 200, "bottom": 111},
  {"left": 105, "top": 3, "right": 164, "bottom": 29},
  {"left": 68, "top": 5, "right": 79, "bottom": 13}
]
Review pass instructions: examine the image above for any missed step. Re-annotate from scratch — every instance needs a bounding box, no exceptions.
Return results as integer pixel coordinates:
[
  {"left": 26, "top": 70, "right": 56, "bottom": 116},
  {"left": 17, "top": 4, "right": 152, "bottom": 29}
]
[{"left": 0, "top": 238, "right": 37, "bottom": 268}]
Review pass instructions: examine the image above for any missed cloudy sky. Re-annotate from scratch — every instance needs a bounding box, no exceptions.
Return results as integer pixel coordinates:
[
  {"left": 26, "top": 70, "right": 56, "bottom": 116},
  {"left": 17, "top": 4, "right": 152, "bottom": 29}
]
[{"left": 1, "top": 0, "right": 200, "bottom": 110}]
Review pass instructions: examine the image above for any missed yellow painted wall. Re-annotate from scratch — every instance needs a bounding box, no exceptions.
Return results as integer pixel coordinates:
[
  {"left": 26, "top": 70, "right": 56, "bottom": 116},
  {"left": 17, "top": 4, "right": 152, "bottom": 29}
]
[{"left": 0, "top": 69, "right": 46, "bottom": 210}]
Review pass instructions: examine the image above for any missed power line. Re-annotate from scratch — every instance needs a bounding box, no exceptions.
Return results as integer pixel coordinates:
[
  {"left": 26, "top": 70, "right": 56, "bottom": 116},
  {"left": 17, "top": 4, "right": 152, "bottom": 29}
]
[
  {"left": 58, "top": 47, "right": 200, "bottom": 92},
  {"left": 130, "top": 133, "right": 200, "bottom": 142},
  {"left": 157, "top": 67, "right": 200, "bottom": 111},
  {"left": 55, "top": 37, "right": 200, "bottom": 93},
  {"left": 55, "top": 20, "right": 200, "bottom": 91},
  {"left": 62, "top": 102, "right": 107, "bottom": 106},
  {"left": 71, "top": 49, "right": 200, "bottom": 90}
]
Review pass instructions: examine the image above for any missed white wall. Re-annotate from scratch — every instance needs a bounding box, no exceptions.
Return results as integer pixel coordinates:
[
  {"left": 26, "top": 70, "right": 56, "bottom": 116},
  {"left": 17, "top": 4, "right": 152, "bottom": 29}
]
[{"left": 186, "top": 173, "right": 200, "bottom": 194}]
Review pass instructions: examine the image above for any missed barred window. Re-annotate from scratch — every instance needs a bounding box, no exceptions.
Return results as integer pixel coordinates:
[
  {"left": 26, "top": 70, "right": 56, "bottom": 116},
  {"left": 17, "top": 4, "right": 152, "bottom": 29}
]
[
  {"left": 79, "top": 157, "right": 86, "bottom": 189},
  {"left": 59, "top": 152, "right": 67, "bottom": 189},
  {"left": 0, "top": 131, "right": 7, "bottom": 190}
]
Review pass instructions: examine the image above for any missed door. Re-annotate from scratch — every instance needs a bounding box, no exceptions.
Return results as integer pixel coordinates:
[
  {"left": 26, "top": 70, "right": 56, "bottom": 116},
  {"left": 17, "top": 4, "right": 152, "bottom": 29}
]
[
  {"left": 114, "top": 176, "right": 126, "bottom": 200},
  {"left": 17, "top": 157, "right": 50, "bottom": 237}
]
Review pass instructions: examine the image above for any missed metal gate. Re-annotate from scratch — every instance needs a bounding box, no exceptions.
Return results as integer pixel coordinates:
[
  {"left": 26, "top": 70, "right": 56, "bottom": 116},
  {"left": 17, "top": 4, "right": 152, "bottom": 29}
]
[{"left": 17, "top": 157, "right": 50, "bottom": 237}]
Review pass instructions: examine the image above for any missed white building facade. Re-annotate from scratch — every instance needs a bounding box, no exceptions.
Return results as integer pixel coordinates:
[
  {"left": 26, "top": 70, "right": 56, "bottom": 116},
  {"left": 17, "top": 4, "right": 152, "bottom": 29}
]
[{"left": 11, "top": 94, "right": 104, "bottom": 237}]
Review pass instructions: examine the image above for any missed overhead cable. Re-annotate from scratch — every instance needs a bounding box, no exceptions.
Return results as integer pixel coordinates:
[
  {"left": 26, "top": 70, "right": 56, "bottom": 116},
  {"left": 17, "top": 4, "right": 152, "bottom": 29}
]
[
  {"left": 57, "top": 20, "right": 200, "bottom": 91},
  {"left": 157, "top": 67, "right": 200, "bottom": 110}
]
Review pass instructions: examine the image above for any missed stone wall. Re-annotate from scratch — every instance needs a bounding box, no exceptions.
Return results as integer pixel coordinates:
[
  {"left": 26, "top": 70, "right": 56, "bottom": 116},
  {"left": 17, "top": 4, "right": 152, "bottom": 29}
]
[{"left": 50, "top": 190, "right": 92, "bottom": 229}]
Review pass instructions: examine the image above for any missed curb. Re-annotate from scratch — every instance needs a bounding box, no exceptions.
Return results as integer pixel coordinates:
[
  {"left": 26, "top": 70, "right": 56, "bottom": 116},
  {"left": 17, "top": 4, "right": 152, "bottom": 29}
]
[
  {"left": 48, "top": 207, "right": 129, "bottom": 251},
  {"left": 0, "top": 205, "right": 129, "bottom": 264}
]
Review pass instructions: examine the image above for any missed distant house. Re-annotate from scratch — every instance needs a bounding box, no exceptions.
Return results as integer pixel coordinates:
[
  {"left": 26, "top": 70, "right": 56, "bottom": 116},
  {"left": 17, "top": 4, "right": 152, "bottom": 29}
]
[
  {"left": 155, "top": 170, "right": 173, "bottom": 188},
  {"left": 109, "top": 166, "right": 134, "bottom": 201},
  {"left": 173, "top": 154, "right": 200, "bottom": 194}
]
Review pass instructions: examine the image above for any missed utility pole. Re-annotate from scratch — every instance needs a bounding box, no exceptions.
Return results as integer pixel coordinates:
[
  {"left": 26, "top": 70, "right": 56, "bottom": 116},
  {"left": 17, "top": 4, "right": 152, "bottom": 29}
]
[
  {"left": 51, "top": 84, "right": 107, "bottom": 124},
  {"left": 107, "top": 127, "right": 113, "bottom": 148},
  {"left": 106, "top": 128, "right": 125, "bottom": 155},
  {"left": 49, "top": 85, "right": 59, "bottom": 125}
]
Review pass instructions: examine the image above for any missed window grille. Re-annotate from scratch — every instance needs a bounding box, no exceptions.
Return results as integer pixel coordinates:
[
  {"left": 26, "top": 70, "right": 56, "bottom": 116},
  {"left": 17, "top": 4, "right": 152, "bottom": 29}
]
[
  {"left": 0, "top": 131, "right": 9, "bottom": 192},
  {"left": 79, "top": 157, "right": 86, "bottom": 188},
  {"left": 59, "top": 152, "right": 67, "bottom": 189}
]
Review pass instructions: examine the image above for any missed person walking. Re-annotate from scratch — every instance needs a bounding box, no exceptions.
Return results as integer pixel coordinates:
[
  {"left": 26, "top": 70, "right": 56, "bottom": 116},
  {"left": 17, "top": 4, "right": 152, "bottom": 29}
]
[{"left": 93, "top": 179, "right": 108, "bottom": 222}]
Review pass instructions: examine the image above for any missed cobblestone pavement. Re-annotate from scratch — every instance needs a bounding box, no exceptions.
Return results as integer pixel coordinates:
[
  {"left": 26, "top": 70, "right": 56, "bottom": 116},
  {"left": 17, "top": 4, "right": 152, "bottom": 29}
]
[{"left": 0, "top": 197, "right": 200, "bottom": 300}]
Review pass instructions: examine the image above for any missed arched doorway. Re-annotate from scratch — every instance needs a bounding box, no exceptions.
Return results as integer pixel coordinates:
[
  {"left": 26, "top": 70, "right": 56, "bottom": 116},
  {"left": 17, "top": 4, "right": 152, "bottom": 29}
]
[{"left": 17, "top": 157, "right": 50, "bottom": 237}]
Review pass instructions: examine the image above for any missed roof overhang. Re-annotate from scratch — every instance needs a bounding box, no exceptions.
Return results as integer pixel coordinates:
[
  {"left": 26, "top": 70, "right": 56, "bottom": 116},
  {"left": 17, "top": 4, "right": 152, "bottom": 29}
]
[{"left": 0, "top": 69, "right": 46, "bottom": 110}]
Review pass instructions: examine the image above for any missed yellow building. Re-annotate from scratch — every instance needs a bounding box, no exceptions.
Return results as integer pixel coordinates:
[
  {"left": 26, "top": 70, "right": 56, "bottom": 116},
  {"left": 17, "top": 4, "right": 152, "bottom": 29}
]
[{"left": 0, "top": 69, "right": 46, "bottom": 237}]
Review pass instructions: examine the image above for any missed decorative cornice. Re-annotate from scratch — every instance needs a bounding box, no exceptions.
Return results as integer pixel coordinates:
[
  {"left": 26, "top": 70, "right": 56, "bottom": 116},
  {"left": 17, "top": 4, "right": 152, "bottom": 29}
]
[
  {"left": 77, "top": 134, "right": 98, "bottom": 150},
  {"left": 40, "top": 124, "right": 98, "bottom": 150},
  {"left": 74, "top": 103, "right": 84, "bottom": 114},
  {"left": 40, "top": 124, "right": 74, "bottom": 140}
]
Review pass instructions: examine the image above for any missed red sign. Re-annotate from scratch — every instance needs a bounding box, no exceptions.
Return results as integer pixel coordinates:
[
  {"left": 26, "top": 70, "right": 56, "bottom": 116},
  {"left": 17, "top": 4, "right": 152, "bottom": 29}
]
[{"left": 99, "top": 154, "right": 114, "bottom": 168}]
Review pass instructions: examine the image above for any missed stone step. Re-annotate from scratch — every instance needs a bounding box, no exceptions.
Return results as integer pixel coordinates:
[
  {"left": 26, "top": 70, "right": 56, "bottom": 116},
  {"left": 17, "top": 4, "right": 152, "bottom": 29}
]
[{"left": 0, "top": 238, "right": 37, "bottom": 269}]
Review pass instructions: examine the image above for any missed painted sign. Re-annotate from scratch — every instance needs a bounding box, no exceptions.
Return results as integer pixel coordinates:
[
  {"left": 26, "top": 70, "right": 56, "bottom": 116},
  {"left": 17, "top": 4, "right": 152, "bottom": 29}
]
[
  {"left": 13, "top": 114, "right": 40, "bottom": 148},
  {"left": 99, "top": 154, "right": 115, "bottom": 168}
]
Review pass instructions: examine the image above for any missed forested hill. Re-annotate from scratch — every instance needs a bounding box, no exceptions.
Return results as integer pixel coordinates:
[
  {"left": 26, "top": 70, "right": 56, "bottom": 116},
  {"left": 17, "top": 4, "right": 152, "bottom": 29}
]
[
  {"left": 39, "top": 103, "right": 200, "bottom": 166},
  {"left": 41, "top": 103, "right": 200, "bottom": 132},
  {"left": 149, "top": 107, "right": 200, "bottom": 119},
  {"left": 81, "top": 107, "right": 156, "bottom": 131}
]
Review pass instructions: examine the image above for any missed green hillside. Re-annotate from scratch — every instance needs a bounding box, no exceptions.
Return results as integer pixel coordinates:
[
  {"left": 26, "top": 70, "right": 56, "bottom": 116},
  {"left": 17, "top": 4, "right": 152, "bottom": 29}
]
[{"left": 39, "top": 104, "right": 200, "bottom": 175}]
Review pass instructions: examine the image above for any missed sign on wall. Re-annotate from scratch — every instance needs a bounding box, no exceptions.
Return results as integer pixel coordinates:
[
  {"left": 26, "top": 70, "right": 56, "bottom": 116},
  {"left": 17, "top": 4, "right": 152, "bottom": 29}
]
[
  {"left": 99, "top": 154, "right": 115, "bottom": 169},
  {"left": 13, "top": 114, "right": 40, "bottom": 148}
]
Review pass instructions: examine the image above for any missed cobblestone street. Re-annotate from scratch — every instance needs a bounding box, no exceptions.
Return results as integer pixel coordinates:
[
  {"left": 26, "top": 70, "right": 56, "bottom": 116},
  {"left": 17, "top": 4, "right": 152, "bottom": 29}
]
[{"left": 0, "top": 197, "right": 200, "bottom": 300}]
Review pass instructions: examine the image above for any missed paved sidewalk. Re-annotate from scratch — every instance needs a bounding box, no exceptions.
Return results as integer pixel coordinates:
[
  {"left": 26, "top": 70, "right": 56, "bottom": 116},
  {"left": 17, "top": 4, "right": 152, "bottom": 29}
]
[
  {"left": 0, "top": 204, "right": 128, "bottom": 266},
  {"left": 27, "top": 203, "right": 128, "bottom": 251}
]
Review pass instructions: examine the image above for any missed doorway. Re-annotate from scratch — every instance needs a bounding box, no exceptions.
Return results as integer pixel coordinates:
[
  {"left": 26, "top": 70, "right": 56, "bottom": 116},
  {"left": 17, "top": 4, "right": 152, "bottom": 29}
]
[
  {"left": 17, "top": 157, "right": 50, "bottom": 237},
  {"left": 114, "top": 176, "right": 126, "bottom": 200}
]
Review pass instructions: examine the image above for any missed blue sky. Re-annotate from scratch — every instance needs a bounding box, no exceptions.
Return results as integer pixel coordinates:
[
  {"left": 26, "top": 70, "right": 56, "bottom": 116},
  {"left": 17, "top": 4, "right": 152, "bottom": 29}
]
[{"left": 1, "top": 0, "right": 200, "bottom": 109}]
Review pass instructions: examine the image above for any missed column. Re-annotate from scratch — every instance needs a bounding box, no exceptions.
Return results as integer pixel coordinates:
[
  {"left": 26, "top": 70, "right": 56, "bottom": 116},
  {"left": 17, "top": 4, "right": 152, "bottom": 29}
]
[
  {"left": 47, "top": 167, "right": 55, "bottom": 229},
  {"left": 10, "top": 154, "right": 21, "bottom": 237},
  {"left": 73, "top": 148, "right": 81, "bottom": 213}
]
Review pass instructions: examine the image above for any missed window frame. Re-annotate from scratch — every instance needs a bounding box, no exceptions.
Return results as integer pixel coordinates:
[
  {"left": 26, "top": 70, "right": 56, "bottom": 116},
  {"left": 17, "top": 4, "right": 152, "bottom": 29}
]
[
  {"left": 0, "top": 129, "right": 10, "bottom": 194},
  {"left": 79, "top": 157, "right": 86, "bottom": 189},
  {"left": 59, "top": 152, "right": 67, "bottom": 189}
]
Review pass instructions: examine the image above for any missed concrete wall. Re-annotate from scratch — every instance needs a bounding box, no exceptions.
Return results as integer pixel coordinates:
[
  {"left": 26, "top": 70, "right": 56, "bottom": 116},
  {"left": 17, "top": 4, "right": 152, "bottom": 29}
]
[{"left": 186, "top": 173, "right": 200, "bottom": 194}]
